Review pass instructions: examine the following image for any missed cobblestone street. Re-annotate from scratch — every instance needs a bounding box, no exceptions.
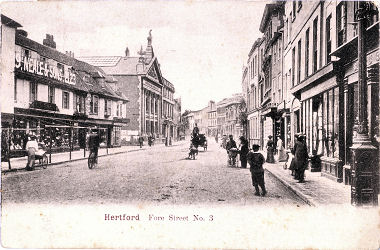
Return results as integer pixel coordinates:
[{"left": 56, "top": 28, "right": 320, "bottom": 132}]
[{"left": 2, "top": 140, "right": 305, "bottom": 206}]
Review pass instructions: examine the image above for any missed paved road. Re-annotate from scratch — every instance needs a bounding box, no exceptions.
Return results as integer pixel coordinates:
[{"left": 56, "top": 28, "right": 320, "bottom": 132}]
[{"left": 1, "top": 140, "right": 305, "bottom": 206}]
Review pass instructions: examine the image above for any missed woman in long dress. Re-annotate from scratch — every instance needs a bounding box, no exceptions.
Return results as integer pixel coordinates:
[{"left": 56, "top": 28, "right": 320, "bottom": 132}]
[
  {"left": 266, "top": 135, "right": 275, "bottom": 163},
  {"left": 277, "top": 136, "right": 287, "bottom": 162}
]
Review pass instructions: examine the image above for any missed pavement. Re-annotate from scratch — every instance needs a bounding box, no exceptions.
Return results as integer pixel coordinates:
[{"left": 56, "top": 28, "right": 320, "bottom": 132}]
[
  {"left": 262, "top": 153, "right": 351, "bottom": 206},
  {"left": 1, "top": 141, "right": 185, "bottom": 173}
]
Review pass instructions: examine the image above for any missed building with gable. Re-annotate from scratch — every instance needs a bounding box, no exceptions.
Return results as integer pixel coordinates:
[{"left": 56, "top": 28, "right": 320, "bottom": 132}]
[{"left": 78, "top": 31, "right": 176, "bottom": 143}]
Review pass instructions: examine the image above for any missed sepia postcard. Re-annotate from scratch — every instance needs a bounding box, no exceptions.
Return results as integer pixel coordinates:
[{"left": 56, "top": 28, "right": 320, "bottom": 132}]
[{"left": 1, "top": 0, "right": 380, "bottom": 249}]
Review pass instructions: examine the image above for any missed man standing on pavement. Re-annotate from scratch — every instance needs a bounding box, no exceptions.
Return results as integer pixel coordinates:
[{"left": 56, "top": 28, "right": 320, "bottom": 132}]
[
  {"left": 247, "top": 144, "right": 267, "bottom": 196},
  {"left": 138, "top": 135, "right": 144, "bottom": 148},
  {"left": 292, "top": 134, "right": 309, "bottom": 183},
  {"left": 88, "top": 129, "right": 100, "bottom": 165},
  {"left": 25, "top": 135, "right": 39, "bottom": 171}
]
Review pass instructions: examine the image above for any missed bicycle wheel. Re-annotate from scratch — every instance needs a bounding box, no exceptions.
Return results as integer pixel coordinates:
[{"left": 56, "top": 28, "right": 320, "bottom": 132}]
[
  {"left": 41, "top": 154, "right": 48, "bottom": 169},
  {"left": 88, "top": 153, "right": 95, "bottom": 169}
]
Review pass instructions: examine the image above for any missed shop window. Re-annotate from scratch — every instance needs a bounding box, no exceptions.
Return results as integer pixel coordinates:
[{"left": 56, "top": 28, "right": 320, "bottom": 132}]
[
  {"left": 29, "top": 82, "right": 38, "bottom": 103},
  {"left": 333, "top": 88, "right": 339, "bottom": 158},
  {"left": 48, "top": 86, "right": 55, "bottom": 104},
  {"left": 322, "top": 91, "right": 328, "bottom": 156},
  {"left": 320, "top": 87, "right": 340, "bottom": 158},
  {"left": 62, "top": 91, "right": 70, "bottom": 109}
]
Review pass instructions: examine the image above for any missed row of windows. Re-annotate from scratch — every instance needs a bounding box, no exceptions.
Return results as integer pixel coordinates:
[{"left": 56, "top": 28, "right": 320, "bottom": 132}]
[
  {"left": 14, "top": 79, "right": 122, "bottom": 117},
  {"left": 163, "top": 101, "right": 173, "bottom": 119},
  {"left": 163, "top": 87, "right": 174, "bottom": 101}
]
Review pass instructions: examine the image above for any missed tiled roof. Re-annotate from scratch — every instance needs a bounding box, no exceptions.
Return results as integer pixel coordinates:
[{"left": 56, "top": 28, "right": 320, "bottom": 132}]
[
  {"left": 1, "top": 14, "right": 22, "bottom": 28},
  {"left": 217, "top": 94, "right": 243, "bottom": 107},
  {"left": 15, "top": 34, "right": 127, "bottom": 102},
  {"left": 79, "top": 56, "right": 140, "bottom": 75},
  {"left": 76, "top": 56, "right": 122, "bottom": 67}
]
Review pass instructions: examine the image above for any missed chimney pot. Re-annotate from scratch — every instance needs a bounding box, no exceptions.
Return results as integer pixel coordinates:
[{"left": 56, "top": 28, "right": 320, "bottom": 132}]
[{"left": 43, "top": 33, "right": 56, "bottom": 49}]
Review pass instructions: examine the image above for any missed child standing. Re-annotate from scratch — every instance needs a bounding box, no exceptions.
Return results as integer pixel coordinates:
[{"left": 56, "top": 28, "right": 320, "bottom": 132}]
[{"left": 247, "top": 144, "right": 267, "bottom": 196}]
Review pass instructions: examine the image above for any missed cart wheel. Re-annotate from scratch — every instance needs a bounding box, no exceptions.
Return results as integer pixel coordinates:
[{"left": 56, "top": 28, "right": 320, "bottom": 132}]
[{"left": 41, "top": 155, "right": 48, "bottom": 169}]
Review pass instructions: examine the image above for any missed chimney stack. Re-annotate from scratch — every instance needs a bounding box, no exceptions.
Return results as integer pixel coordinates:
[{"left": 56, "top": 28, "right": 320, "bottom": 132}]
[
  {"left": 65, "top": 51, "right": 75, "bottom": 57},
  {"left": 43, "top": 34, "right": 56, "bottom": 49}
]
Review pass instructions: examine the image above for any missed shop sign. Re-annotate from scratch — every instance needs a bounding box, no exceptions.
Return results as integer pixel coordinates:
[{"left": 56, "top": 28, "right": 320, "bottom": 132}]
[{"left": 15, "top": 52, "right": 76, "bottom": 85}]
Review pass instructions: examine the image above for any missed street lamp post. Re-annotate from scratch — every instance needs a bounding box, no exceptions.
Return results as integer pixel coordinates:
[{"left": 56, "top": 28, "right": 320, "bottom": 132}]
[{"left": 350, "top": 1, "right": 378, "bottom": 206}]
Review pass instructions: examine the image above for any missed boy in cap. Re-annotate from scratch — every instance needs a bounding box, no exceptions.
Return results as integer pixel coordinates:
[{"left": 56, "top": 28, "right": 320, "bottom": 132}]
[{"left": 247, "top": 144, "right": 267, "bottom": 196}]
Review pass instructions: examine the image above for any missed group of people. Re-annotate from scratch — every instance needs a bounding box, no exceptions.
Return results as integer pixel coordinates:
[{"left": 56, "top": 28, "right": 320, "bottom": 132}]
[
  {"left": 223, "top": 132, "right": 309, "bottom": 196},
  {"left": 225, "top": 135, "right": 266, "bottom": 196},
  {"left": 138, "top": 134, "right": 156, "bottom": 148}
]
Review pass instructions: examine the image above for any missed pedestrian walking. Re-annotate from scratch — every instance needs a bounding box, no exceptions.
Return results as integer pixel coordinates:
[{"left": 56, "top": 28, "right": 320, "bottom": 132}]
[
  {"left": 292, "top": 134, "right": 309, "bottom": 183},
  {"left": 266, "top": 135, "right": 275, "bottom": 163},
  {"left": 226, "top": 135, "right": 237, "bottom": 166},
  {"left": 148, "top": 134, "right": 153, "bottom": 147},
  {"left": 25, "top": 135, "right": 39, "bottom": 171},
  {"left": 138, "top": 135, "right": 144, "bottom": 148},
  {"left": 277, "top": 136, "right": 287, "bottom": 162},
  {"left": 239, "top": 136, "right": 249, "bottom": 168},
  {"left": 247, "top": 144, "right": 267, "bottom": 196}
]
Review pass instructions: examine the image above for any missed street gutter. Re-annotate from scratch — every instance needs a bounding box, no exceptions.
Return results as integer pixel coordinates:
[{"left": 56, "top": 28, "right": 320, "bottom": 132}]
[{"left": 265, "top": 169, "right": 316, "bottom": 207}]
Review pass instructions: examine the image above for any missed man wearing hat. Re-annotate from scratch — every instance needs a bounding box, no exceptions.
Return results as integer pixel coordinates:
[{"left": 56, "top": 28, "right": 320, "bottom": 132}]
[
  {"left": 226, "top": 135, "right": 237, "bottom": 166},
  {"left": 247, "top": 144, "right": 267, "bottom": 196},
  {"left": 292, "top": 134, "right": 308, "bottom": 182},
  {"left": 25, "top": 135, "right": 39, "bottom": 171}
]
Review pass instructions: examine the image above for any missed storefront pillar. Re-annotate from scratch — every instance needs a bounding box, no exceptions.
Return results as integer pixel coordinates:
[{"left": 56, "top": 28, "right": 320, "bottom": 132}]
[{"left": 350, "top": 2, "right": 378, "bottom": 206}]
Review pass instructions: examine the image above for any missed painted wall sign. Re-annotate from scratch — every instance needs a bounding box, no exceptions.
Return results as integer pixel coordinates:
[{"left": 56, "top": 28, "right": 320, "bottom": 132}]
[{"left": 15, "top": 52, "right": 76, "bottom": 85}]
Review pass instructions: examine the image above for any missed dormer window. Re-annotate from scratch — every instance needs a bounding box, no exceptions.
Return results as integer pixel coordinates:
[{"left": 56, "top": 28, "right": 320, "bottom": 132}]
[
  {"left": 57, "top": 63, "right": 65, "bottom": 76},
  {"left": 22, "top": 48, "right": 30, "bottom": 59}
]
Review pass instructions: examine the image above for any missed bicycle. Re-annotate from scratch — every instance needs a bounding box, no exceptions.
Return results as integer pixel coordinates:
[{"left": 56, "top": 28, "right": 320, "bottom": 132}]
[{"left": 88, "top": 150, "right": 98, "bottom": 169}]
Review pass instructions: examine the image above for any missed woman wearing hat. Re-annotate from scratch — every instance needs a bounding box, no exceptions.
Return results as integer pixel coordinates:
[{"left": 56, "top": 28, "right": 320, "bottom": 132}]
[
  {"left": 266, "top": 135, "right": 275, "bottom": 163},
  {"left": 292, "top": 134, "right": 309, "bottom": 182}
]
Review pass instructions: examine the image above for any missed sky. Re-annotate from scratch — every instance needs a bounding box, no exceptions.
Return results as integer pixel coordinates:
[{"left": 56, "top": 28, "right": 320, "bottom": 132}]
[{"left": 1, "top": 0, "right": 266, "bottom": 111}]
